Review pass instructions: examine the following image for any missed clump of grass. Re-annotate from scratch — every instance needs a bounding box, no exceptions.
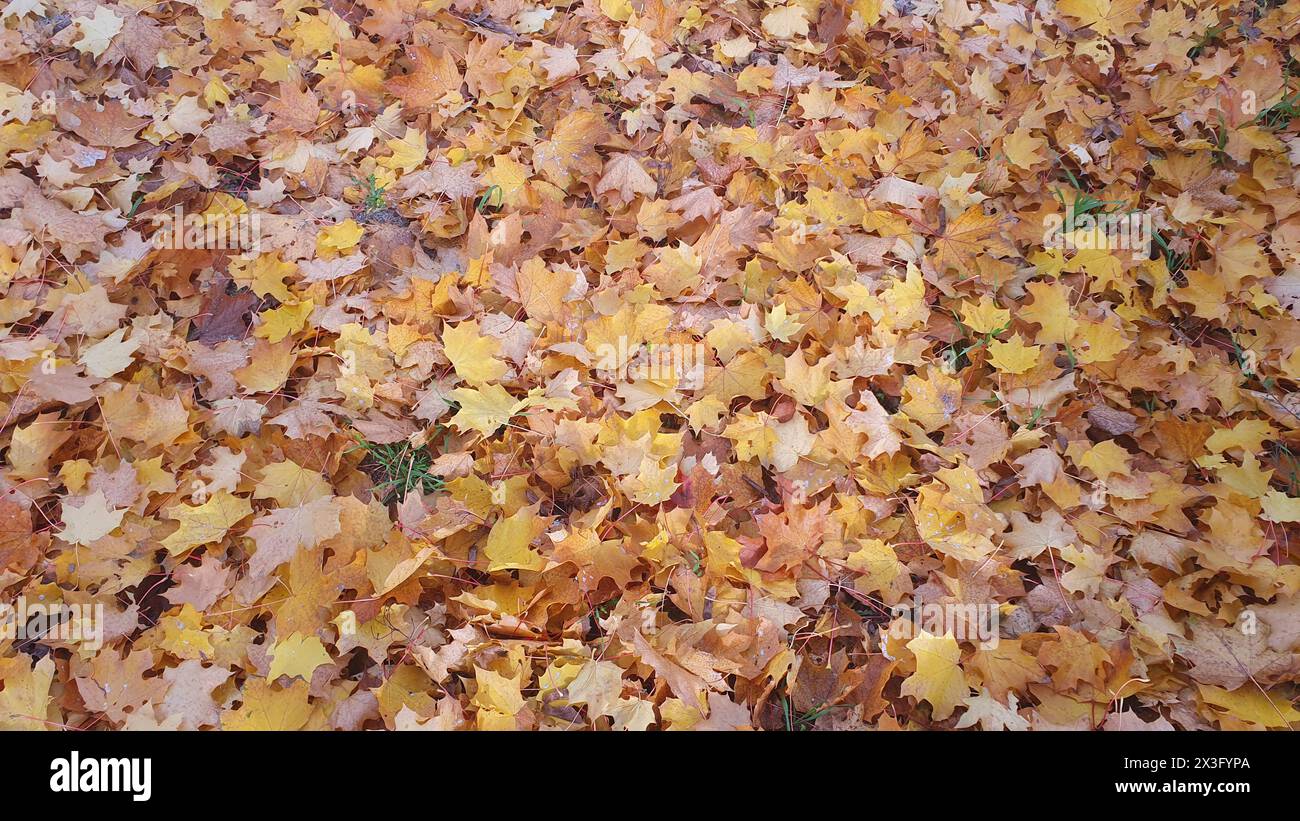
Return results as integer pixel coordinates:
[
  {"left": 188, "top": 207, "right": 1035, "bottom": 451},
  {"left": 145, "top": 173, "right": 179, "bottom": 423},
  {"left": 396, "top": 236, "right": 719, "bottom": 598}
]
[
  {"left": 1187, "top": 23, "right": 1227, "bottom": 60},
  {"left": 348, "top": 434, "right": 443, "bottom": 503},
  {"left": 1053, "top": 164, "right": 1124, "bottom": 221},
  {"left": 942, "top": 315, "right": 1012, "bottom": 372},
  {"left": 353, "top": 173, "right": 388, "bottom": 213},
  {"left": 1257, "top": 87, "right": 1300, "bottom": 131},
  {"left": 777, "top": 695, "right": 849, "bottom": 731},
  {"left": 1151, "top": 230, "right": 1190, "bottom": 277},
  {"left": 1209, "top": 114, "right": 1231, "bottom": 164},
  {"left": 1055, "top": 188, "right": 1120, "bottom": 221},
  {"left": 591, "top": 596, "right": 620, "bottom": 620},
  {"left": 1269, "top": 441, "right": 1299, "bottom": 495}
]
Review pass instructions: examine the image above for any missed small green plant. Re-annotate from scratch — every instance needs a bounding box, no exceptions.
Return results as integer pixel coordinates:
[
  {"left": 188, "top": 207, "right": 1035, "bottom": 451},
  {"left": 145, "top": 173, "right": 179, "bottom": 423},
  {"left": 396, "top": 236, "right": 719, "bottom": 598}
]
[
  {"left": 1151, "top": 230, "right": 1189, "bottom": 276},
  {"left": 1053, "top": 165, "right": 1123, "bottom": 222},
  {"left": 475, "top": 185, "right": 502, "bottom": 213},
  {"left": 353, "top": 173, "right": 388, "bottom": 213},
  {"left": 1270, "top": 442, "right": 1299, "bottom": 495},
  {"left": 942, "top": 318, "right": 1011, "bottom": 372},
  {"left": 592, "top": 596, "right": 620, "bottom": 620},
  {"left": 778, "top": 695, "right": 849, "bottom": 731},
  {"left": 725, "top": 95, "right": 758, "bottom": 127},
  {"left": 685, "top": 550, "right": 704, "bottom": 577},
  {"left": 1257, "top": 87, "right": 1300, "bottom": 131},
  {"left": 1187, "top": 24, "right": 1227, "bottom": 60},
  {"left": 1063, "top": 191, "right": 1125, "bottom": 221},
  {"left": 348, "top": 433, "right": 442, "bottom": 503},
  {"left": 1209, "top": 114, "right": 1230, "bottom": 165}
]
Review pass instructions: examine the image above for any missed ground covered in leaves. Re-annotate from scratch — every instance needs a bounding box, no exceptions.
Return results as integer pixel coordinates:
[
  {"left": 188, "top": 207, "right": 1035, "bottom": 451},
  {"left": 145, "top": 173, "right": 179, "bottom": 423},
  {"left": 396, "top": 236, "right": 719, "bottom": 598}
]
[{"left": 1, "top": 0, "right": 1299, "bottom": 731}]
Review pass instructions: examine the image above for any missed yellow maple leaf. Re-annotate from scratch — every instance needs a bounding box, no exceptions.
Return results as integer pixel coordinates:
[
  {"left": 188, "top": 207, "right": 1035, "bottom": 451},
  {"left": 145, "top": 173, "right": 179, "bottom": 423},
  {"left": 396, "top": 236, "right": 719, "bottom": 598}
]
[
  {"left": 853, "top": 0, "right": 883, "bottom": 25},
  {"left": 1077, "top": 439, "right": 1131, "bottom": 480},
  {"left": 847, "top": 539, "right": 901, "bottom": 595},
  {"left": 900, "top": 369, "right": 962, "bottom": 432},
  {"left": 386, "top": 322, "right": 426, "bottom": 359},
  {"left": 72, "top": 6, "right": 123, "bottom": 57},
  {"left": 484, "top": 155, "right": 529, "bottom": 208},
  {"left": 443, "top": 320, "right": 507, "bottom": 386},
  {"left": 59, "top": 491, "right": 126, "bottom": 546},
  {"left": 686, "top": 395, "right": 727, "bottom": 431},
  {"left": 158, "top": 603, "right": 215, "bottom": 659},
  {"left": 1262, "top": 490, "right": 1300, "bottom": 523},
  {"left": 764, "top": 303, "right": 804, "bottom": 343},
  {"left": 879, "top": 262, "right": 930, "bottom": 331},
  {"left": 232, "top": 252, "right": 295, "bottom": 303},
  {"left": 222, "top": 678, "right": 313, "bottom": 730},
  {"left": 515, "top": 257, "right": 571, "bottom": 322},
  {"left": 831, "top": 279, "right": 879, "bottom": 318},
  {"left": 378, "top": 126, "right": 428, "bottom": 173},
  {"left": 471, "top": 666, "right": 526, "bottom": 725},
  {"left": 987, "top": 333, "right": 1042, "bottom": 374},
  {"left": 959, "top": 295, "right": 1010, "bottom": 334},
  {"left": 316, "top": 218, "right": 364, "bottom": 256},
  {"left": 599, "top": 0, "right": 633, "bottom": 22},
  {"left": 254, "top": 299, "right": 313, "bottom": 343},
  {"left": 79, "top": 327, "right": 139, "bottom": 378},
  {"left": 1205, "top": 419, "right": 1275, "bottom": 456},
  {"left": 1020, "top": 280, "right": 1078, "bottom": 345},
  {"left": 255, "top": 460, "right": 331, "bottom": 506},
  {"left": 1197, "top": 684, "right": 1300, "bottom": 729},
  {"left": 779, "top": 350, "right": 835, "bottom": 407},
  {"left": 761, "top": 4, "right": 809, "bottom": 39},
  {"left": 386, "top": 46, "right": 460, "bottom": 111},
  {"left": 1057, "top": 0, "right": 1142, "bottom": 37},
  {"left": 0, "top": 655, "right": 54, "bottom": 730},
  {"left": 234, "top": 338, "right": 296, "bottom": 394},
  {"left": 901, "top": 630, "right": 968, "bottom": 720},
  {"left": 267, "top": 632, "right": 333, "bottom": 681},
  {"left": 1070, "top": 319, "right": 1130, "bottom": 365},
  {"left": 1002, "top": 128, "right": 1046, "bottom": 169},
  {"left": 483, "top": 506, "right": 547, "bottom": 572},
  {"left": 8, "top": 413, "right": 72, "bottom": 479},
  {"left": 931, "top": 207, "right": 1011, "bottom": 277},
  {"left": 725, "top": 412, "right": 779, "bottom": 465},
  {"left": 769, "top": 414, "right": 815, "bottom": 472},
  {"left": 160, "top": 491, "right": 253, "bottom": 556},
  {"left": 448, "top": 384, "right": 529, "bottom": 437},
  {"left": 621, "top": 458, "right": 680, "bottom": 505}
]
